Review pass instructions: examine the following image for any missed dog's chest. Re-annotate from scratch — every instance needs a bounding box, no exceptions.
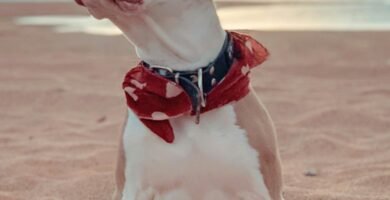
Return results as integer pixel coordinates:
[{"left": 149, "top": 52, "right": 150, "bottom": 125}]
[{"left": 122, "top": 105, "right": 270, "bottom": 199}]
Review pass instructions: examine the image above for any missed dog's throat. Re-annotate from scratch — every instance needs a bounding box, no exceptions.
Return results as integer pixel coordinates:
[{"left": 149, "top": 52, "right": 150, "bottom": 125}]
[{"left": 142, "top": 32, "right": 234, "bottom": 122}]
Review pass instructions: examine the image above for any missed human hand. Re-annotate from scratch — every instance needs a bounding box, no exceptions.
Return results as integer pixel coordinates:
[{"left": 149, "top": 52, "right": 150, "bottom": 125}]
[{"left": 75, "top": 0, "right": 144, "bottom": 20}]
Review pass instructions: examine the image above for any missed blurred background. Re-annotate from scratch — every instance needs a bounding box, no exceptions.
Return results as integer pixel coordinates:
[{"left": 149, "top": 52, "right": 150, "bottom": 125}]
[{"left": 0, "top": 0, "right": 389, "bottom": 200}]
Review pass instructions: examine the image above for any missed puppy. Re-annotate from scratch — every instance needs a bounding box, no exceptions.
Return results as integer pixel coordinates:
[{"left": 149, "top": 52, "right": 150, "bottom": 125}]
[{"left": 76, "top": 0, "right": 283, "bottom": 199}]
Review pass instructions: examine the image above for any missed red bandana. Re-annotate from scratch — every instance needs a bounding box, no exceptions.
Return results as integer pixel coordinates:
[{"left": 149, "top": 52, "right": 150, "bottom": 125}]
[{"left": 123, "top": 32, "right": 269, "bottom": 143}]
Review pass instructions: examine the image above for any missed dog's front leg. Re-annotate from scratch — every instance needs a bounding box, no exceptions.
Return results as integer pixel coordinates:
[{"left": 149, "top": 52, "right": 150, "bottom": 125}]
[
  {"left": 234, "top": 87, "right": 284, "bottom": 200},
  {"left": 114, "top": 111, "right": 146, "bottom": 200}
]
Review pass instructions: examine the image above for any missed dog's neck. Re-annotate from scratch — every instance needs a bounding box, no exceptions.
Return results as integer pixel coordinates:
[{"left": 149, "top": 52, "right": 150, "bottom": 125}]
[{"left": 111, "top": 0, "right": 226, "bottom": 71}]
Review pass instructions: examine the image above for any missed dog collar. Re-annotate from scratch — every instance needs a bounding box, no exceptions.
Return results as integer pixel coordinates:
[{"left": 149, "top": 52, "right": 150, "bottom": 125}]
[
  {"left": 142, "top": 32, "right": 234, "bottom": 124},
  {"left": 123, "top": 31, "right": 269, "bottom": 143}
]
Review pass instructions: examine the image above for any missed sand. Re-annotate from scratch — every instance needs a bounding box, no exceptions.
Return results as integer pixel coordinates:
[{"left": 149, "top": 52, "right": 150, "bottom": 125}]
[{"left": 1, "top": 2, "right": 390, "bottom": 200}]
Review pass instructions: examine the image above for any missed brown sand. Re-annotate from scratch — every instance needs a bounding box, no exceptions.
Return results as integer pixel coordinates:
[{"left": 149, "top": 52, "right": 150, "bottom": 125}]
[{"left": 1, "top": 3, "right": 390, "bottom": 200}]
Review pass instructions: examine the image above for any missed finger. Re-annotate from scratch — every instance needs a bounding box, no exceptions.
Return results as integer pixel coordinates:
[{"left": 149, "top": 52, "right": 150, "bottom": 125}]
[
  {"left": 74, "top": 0, "right": 85, "bottom": 6},
  {"left": 100, "top": 0, "right": 122, "bottom": 13},
  {"left": 117, "top": 0, "right": 140, "bottom": 12}
]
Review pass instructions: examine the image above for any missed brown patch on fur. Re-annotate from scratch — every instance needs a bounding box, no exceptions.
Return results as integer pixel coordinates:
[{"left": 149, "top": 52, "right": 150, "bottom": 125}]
[{"left": 234, "top": 88, "right": 284, "bottom": 200}]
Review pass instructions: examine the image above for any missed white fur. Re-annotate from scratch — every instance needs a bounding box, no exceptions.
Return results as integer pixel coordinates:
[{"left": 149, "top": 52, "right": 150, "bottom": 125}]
[
  {"left": 111, "top": 0, "right": 226, "bottom": 71},
  {"left": 122, "top": 105, "right": 271, "bottom": 200}
]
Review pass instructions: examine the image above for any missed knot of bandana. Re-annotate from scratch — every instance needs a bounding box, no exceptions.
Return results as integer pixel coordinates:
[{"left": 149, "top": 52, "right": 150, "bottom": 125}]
[{"left": 122, "top": 32, "right": 269, "bottom": 143}]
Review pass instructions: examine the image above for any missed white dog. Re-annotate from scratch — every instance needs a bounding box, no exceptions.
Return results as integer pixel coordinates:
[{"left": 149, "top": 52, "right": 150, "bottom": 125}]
[{"left": 77, "top": 0, "right": 284, "bottom": 199}]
